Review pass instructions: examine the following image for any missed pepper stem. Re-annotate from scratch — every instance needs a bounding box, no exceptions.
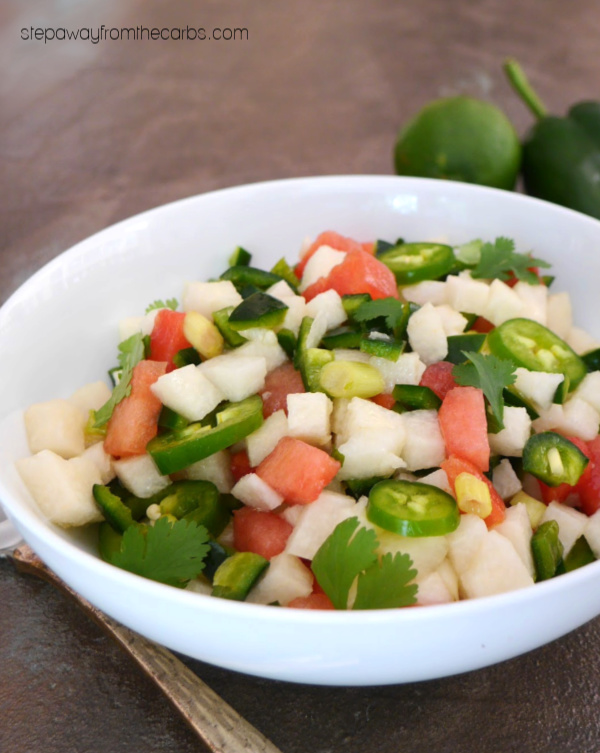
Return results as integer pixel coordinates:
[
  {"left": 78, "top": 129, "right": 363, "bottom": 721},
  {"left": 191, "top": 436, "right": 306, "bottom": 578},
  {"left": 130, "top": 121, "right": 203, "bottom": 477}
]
[{"left": 503, "top": 59, "right": 548, "bottom": 120}]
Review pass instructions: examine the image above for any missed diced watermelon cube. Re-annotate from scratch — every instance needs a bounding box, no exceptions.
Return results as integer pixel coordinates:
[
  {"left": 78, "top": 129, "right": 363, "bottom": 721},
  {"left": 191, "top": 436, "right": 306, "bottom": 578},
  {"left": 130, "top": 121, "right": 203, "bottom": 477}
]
[
  {"left": 259, "top": 362, "right": 305, "bottom": 418},
  {"left": 438, "top": 386, "right": 490, "bottom": 473},
  {"left": 256, "top": 436, "right": 341, "bottom": 504},
  {"left": 149, "top": 309, "right": 192, "bottom": 371},
  {"left": 303, "top": 250, "right": 399, "bottom": 302},
  {"left": 419, "top": 361, "right": 457, "bottom": 400},
  {"left": 233, "top": 507, "right": 293, "bottom": 560}
]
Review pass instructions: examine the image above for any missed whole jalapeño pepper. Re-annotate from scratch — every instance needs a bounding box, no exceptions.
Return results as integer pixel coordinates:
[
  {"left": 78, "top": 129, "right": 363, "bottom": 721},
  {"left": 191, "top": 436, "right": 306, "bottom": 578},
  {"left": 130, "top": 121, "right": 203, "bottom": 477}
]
[{"left": 505, "top": 59, "right": 600, "bottom": 219}]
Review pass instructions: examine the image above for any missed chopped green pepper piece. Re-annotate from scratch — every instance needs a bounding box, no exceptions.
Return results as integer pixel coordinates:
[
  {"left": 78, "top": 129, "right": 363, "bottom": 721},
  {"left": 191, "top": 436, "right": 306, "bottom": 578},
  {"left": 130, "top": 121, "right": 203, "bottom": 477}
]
[
  {"left": 522, "top": 431, "right": 589, "bottom": 487},
  {"left": 367, "top": 480, "right": 460, "bottom": 537},
  {"left": 487, "top": 318, "right": 587, "bottom": 389},
  {"left": 212, "top": 306, "right": 247, "bottom": 347},
  {"left": 392, "top": 384, "right": 441, "bottom": 411},
  {"left": 270, "top": 257, "right": 299, "bottom": 292},
  {"left": 172, "top": 347, "right": 201, "bottom": 368},
  {"left": 159, "top": 480, "right": 219, "bottom": 519},
  {"left": 301, "top": 347, "right": 335, "bottom": 392},
  {"left": 321, "top": 326, "right": 364, "bottom": 350},
  {"left": 228, "top": 291, "right": 288, "bottom": 331},
  {"left": 446, "top": 333, "right": 486, "bottom": 365},
  {"left": 211, "top": 552, "right": 269, "bottom": 600},
  {"left": 583, "top": 347, "right": 600, "bottom": 372},
  {"left": 359, "top": 334, "right": 405, "bottom": 361},
  {"left": 93, "top": 484, "right": 136, "bottom": 533},
  {"left": 378, "top": 242, "right": 455, "bottom": 284},
  {"left": 276, "top": 328, "right": 297, "bottom": 359},
  {"left": 228, "top": 246, "right": 252, "bottom": 267},
  {"left": 202, "top": 540, "right": 235, "bottom": 582},
  {"left": 531, "top": 520, "right": 563, "bottom": 581},
  {"left": 557, "top": 535, "right": 596, "bottom": 574},
  {"left": 220, "top": 265, "right": 284, "bottom": 291},
  {"left": 345, "top": 475, "right": 391, "bottom": 500},
  {"left": 342, "top": 293, "right": 372, "bottom": 321},
  {"left": 147, "top": 395, "right": 264, "bottom": 475}
]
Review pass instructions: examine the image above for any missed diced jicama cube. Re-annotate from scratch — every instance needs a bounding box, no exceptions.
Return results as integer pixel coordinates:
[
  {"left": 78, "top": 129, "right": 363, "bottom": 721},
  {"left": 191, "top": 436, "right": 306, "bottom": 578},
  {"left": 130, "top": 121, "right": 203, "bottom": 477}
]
[
  {"left": 483, "top": 279, "right": 526, "bottom": 325},
  {"left": 437, "top": 558, "right": 459, "bottom": 601},
  {"left": 69, "top": 381, "right": 112, "bottom": 416},
  {"left": 305, "top": 289, "right": 347, "bottom": 330},
  {"left": 331, "top": 398, "right": 350, "bottom": 442},
  {"left": 200, "top": 355, "right": 267, "bottom": 402},
  {"left": 232, "top": 329, "right": 287, "bottom": 371},
  {"left": 567, "top": 326, "right": 600, "bottom": 355},
  {"left": 246, "top": 553, "right": 313, "bottom": 606},
  {"left": 513, "top": 280, "right": 548, "bottom": 325},
  {"left": 265, "top": 280, "right": 297, "bottom": 299},
  {"left": 572, "top": 371, "right": 600, "bottom": 414},
  {"left": 399, "top": 410, "right": 445, "bottom": 471},
  {"left": 494, "top": 502, "right": 535, "bottom": 578},
  {"left": 287, "top": 392, "right": 333, "bottom": 446},
  {"left": 182, "top": 280, "right": 242, "bottom": 317},
  {"left": 284, "top": 491, "right": 357, "bottom": 559},
  {"left": 406, "top": 302, "right": 448, "bottom": 365},
  {"left": 278, "top": 296, "right": 307, "bottom": 335},
  {"left": 336, "top": 435, "right": 406, "bottom": 480},
  {"left": 336, "top": 397, "right": 405, "bottom": 454},
  {"left": 401, "top": 280, "right": 448, "bottom": 306},
  {"left": 488, "top": 407, "right": 531, "bottom": 457},
  {"left": 375, "top": 529, "right": 448, "bottom": 577},
  {"left": 299, "top": 246, "right": 346, "bottom": 292},
  {"left": 513, "top": 368, "right": 564, "bottom": 413},
  {"left": 492, "top": 458, "right": 522, "bottom": 500},
  {"left": 445, "top": 272, "right": 489, "bottom": 316},
  {"left": 369, "top": 352, "right": 426, "bottom": 393},
  {"left": 584, "top": 510, "right": 600, "bottom": 558},
  {"left": 16, "top": 450, "right": 104, "bottom": 527},
  {"left": 179, "top": 450, "right": 234, "bottom": 493},
  {"left": 113, "top": 453, "right": 170, "bottom": 498},
  {"left": 460, "top": 530, "right": 534, "bottom": 598},
  {"left": 151, "top": 364, "right": 225, "bottom": 421},
  {"left": 532, "top": 398, "right": 600, "bottom": 441},
  {"left": 415, "top": 569, "right": 456, "bottom": 606},
  {"left": 24, "top": 399, "right": 86, "bottom": 459},
  {"left": 541, "top": 501, "right": 588, "bottom": 556},
  {"left": 546, "top": 292, "right": 572, "bottom": 340},
  {"left": 231, "top": 472, "right": 284, "bottom": 511},
  {"left": 247, "top": 410, "right": 289, "bottom": 467},
  {"left": 434, "top": 305, "right": 468, "bottom": 336},
  {"left": 446, "top": 513, "right": 487, "bottom": 576},
  {"left": 81, "top": 441, "right": 115, "bottom": 485}
]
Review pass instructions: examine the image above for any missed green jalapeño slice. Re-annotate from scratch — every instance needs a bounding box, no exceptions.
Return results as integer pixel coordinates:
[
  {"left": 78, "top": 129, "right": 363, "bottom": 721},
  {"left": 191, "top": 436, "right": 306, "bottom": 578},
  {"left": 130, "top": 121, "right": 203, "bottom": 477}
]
[
  {"left": 367, "top": 479, "right": 460, "bottom": 537},
  {"left": 377, "top": 242, "right": 455, "bottom": 284},
  {"left": 487, "top": 318, "right": 587, "bottom": 389}
]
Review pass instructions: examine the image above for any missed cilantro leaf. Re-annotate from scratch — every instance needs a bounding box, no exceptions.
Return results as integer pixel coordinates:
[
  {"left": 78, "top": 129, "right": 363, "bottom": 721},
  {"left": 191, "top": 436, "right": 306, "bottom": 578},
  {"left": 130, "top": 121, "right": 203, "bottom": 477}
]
[
  {"left": 312, "top": 518, "right": 378, "bottom": 609},
  {"left": 145, "top": 298, "right": 178, "bottom": 314},
  {"left": 353, "top": 297, "right": 408, "bottom": 334},
  {"left": 311, "top": 517, "right": 418, "bottom": 610},
  {"left": 452, "top": 351, "right": 516, "bottom": 430},
  {"left": 93, "top": 332, "right": 146, "bottom": 427},
  {"left": 471, "top": 237, "right": 550, "bottom": 285},
  {"left": 109, "top": 518, "right": 210, "bottom": 587},
  {"left": 353, "top": 552, "right": 418, "bottom": 610}
]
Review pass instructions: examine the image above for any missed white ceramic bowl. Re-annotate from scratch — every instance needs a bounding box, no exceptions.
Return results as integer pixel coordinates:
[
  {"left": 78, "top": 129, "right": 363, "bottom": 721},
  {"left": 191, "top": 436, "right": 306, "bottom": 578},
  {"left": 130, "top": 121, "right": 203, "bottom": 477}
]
[{"left": 2, "top": 176, "right": 600, "bottom": 687}]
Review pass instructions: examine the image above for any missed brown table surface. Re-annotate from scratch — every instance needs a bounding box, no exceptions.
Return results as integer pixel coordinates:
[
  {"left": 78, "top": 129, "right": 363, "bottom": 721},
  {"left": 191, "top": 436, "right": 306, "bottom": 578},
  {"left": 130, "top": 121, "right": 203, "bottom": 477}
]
[{"left": 3, "top": 1, "right": 600, "bottom": 751}]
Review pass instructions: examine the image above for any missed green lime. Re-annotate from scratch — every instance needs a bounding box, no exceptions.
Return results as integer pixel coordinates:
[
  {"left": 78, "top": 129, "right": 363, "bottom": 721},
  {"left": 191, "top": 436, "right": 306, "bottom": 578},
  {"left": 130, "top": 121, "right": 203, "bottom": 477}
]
[{"left": 393, "top": 96, "right": 522, "bottom": 190}]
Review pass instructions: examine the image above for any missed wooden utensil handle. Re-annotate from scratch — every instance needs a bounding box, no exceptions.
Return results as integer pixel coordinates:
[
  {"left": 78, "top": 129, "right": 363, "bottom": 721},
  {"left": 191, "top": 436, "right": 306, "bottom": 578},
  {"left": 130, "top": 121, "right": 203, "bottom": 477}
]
[{"left": 12, "top": 545, "right": 283, "bottom": 753}]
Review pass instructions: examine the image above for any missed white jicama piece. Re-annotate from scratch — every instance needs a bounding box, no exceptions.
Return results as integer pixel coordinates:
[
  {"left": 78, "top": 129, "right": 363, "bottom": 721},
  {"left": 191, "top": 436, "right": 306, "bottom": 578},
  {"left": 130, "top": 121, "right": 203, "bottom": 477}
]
[
  {"left": 299, "top": 246, "right": 346, "bottom": 292},
  {"left": 446, "top": 513, "right": 488, "bottom": 576},
  {"left": 401, "top": 280, "right": 448, "bottom": 306},
  {"left": 437, "top": 558, "right": 459, "bottom": 601},
  {"left": 113, "top": 454, "right": 170, "bottom": 498},
  {"left": 417, "top": 468, "right": 451, "bottom": 493},
  {"left": 513, "top": 368, "right": 564, "bottom": 413},
  {"left": 278, "top": 296, "right": 307, "bottom": 335},
  {"left": 69, "top": 381, "right": 112, "bottom": 416},
  {"left": 246, "top": 553, "right": 313, "bottom": 606},
  {"left": 513, "top": 280, "right": 548, "bottom": 325},
  {"left": 494, "top": 503, "right": 535, "bottom": 578},
  {"left": 546, "top": 291, "right": 572, "bottom": 340},
  {"left": 369, "top": 352, "right": 426, "bottom": 393},
  {"left": 375, "top": 530, "right": 448, "bottom": 577},
  {"left": 532, "top": 398, "right": 600, "bottom": 441},
  {"left": 433, "top": 305, "right": 468, "bottom": 336},
  {"left": 179, "top": 450, "right": 234, "bottom": 493},
  {"left": 231, "top": 473, "right": 284, "bottom": 511},
  {"left": 336, "top": 435, "right": 406, "bottom": 480},
  {"left": 445, "top": 272, "right": 489, "bottom": 316},
  {"left": 460, "top": 531, "right": 534, "bottom": 598},
  {"left": 287, "top": 392, "right": 333, "bottom": 447},
  {"left": 151, "top": 364, "right": 225, "bottom": 421},
  {"left": 285, "top": 491, "right": 357, "bottom": 560},
  {"left": 305, "top": 289, "right": 347, "bottom": 330},
  {"left": 182, "top": 280, "right": 242, "bottom": 317},
  {"left": 81, "top": 442, "right": 115, "bottom": 485},
  {"left": 200, "top": 354, "right": 267, "bottom": 402},
  {"left": 16, "top": 450, "right": 104, "bottom": 527},
  {"left": 415, "top": 570, "right": 456, "bottom": 606},
  {"left": 337, "top": 397, "right": 405, "bottom": 454},
  {"left": 232, "top": 329, "right": 287, "bottom": 371},
  {"left": 24, "top": 399, "right": 87, "bottom": 459},
  {"left": 571, "top": 371, "right": 600, "bottom": 414},
  {"left": 488, "top": 406, "right": 532, "bottom": 457},
  {"left": 567, "top": 326, "right": 600, "bottom": 355},
  {"left": 247, "top": 410, "right": 289, "bottom": 467},
  {"left": 406, "top": 302, "right": 448, "bottom": 365},
  {"left": 265, "top": 280, "right": 297, "bottom": 299},
  {"left": 118, "top": 308, "right": 162, "bottom": 341},
  {"left": 541, "top": 501, "right": 588, "bottom": 556},
  {"left": 399, "top": 410, "right": 446, "bottom": 471},
  {"left": 483, "top": 279, "right": 526, "bottom": 326},
  {"left": 492, "top": 458, "right": 522, "bottom": 500}
]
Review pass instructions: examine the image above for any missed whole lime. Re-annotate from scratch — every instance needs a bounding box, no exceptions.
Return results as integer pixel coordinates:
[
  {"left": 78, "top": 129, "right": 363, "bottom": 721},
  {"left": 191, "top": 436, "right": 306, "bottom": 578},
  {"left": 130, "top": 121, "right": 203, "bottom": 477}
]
[{"left": 393, "top": 96, "right": 522, "bottom": 190}]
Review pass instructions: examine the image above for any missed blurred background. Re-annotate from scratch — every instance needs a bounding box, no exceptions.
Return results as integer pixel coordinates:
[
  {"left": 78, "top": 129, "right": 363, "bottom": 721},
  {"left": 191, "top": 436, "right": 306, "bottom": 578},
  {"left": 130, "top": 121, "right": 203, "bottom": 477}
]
[{"left": 2, "top": 1, "right": 600, "bottom": 752}]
